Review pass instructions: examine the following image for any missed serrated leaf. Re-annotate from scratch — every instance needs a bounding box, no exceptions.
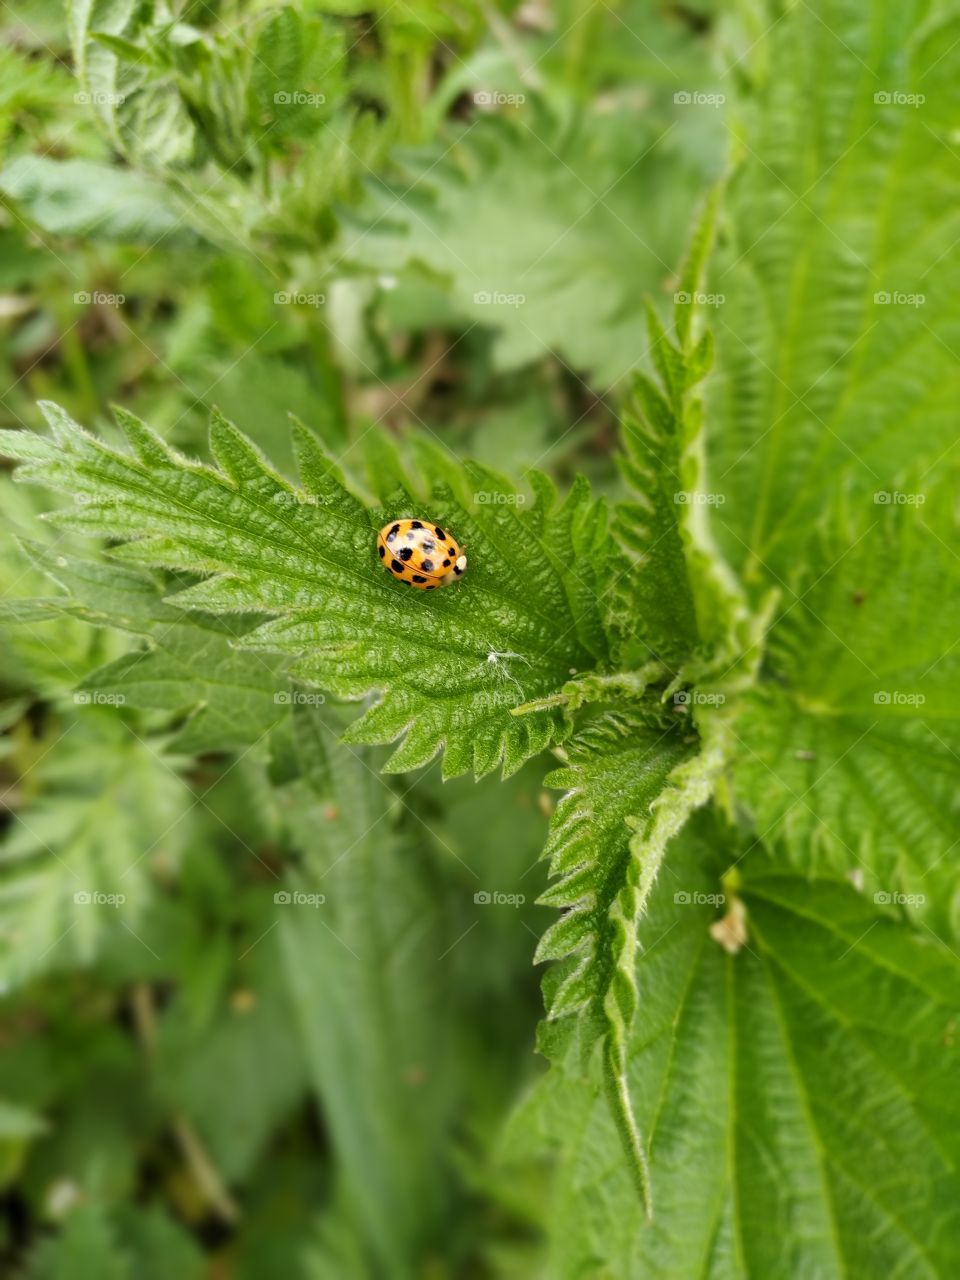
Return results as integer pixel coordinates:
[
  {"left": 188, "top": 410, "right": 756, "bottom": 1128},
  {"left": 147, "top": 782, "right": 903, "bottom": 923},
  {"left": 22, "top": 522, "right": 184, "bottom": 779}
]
[
  {"left": 0, "top": 158, "right": 185, "bottom": 242},
  {"left": 509, "top": 821, "right": 960, "bottom": 1277},
  {"left": 344, "top": 110, "right": 713, "bottom": 387},
  {"left": 0, "top": 718, "right": 192, "bottom": 989},
  {"left": 1, "top": 406, "right": 616, "bottom": 779},
  {"left": 705, "top": 2, "right": 960, "bottom": 588},
  {"left": 536, "top": 711, "right": 721, "bottom": 1210},
  {"left": 724, "top": 479, "right": 960, "bottom": 927}
]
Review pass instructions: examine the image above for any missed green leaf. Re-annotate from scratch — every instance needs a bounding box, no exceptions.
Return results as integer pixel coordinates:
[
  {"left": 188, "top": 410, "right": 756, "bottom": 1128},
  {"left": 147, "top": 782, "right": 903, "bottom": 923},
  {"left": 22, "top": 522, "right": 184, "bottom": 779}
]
[
  {"left": 276, "top": 708, "right": 474, "bottom": 1273},
  {"left": 723, "top": 477, "right": 960, "bottom": 927},
  {"left": 7, "top": 539, "right": 289, "bottom": 753},
  {"left": 0, "top": 158, "right": 186, "bottom": 242},
  {"left": 345, "top": 109, "right": 713, "bottom": 387},
  {"left": 27, "top": 1203, "right": 132, "bottom": 1280},
  {"left": 705, "top": 1, "right": 960, "bottom": 589},
  {"left": 510, "top": 820, "right": 960, "bottom": 1277},
  {"left": 535, "top": 711, "right": 721, "bottom": 1209},
  {"left": 0, "top": 405, "right": 617, "bottom": 779},
  {"left": 0, "top": 718, "right": 193, "bottom": 989},
  {"left": 249, "top": 8, "right": 344, "bottom": 141}
]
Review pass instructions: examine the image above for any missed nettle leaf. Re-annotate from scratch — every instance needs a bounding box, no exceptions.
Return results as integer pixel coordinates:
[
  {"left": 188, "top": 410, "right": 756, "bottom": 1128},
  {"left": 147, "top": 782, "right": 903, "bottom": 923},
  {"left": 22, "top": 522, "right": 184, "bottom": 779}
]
[
  {"left": 535, "top": 712, "right": 722, "bottom": 1207},
  {"left": 0, "top": 718, "right": 192, "bottom": 990},
  {"left": 611, "top": 189, "right": 744, "bottom": 667},
  {"left": 0, "top": 405, "right": 615, "bottom": 779},
  {"left": 276, "top": 706, "right": 476, "bottom": 1272},
  {"left": 705, "top": 0, "right": 960, "bottom": 588},
  {"left": 8, "top": 540, "right": 289, "bottom": 754},
  {"left": 249, "top": 7, "right": 344, "bottom": 142},
  {"left": 27, "top": 1202, "right": 132, "bottom": 1280},
  {"left": 0, "top": 157, "right": 186, "bottom": 243},
  {"left": 723, "top": 477, "right": 960, "bottom": 928},
  {"left": 510, "top": 820, "right": 960, "bottom": 1276},
  {"left": 344, "top": 109, "right": 711, "bottom": 387}
]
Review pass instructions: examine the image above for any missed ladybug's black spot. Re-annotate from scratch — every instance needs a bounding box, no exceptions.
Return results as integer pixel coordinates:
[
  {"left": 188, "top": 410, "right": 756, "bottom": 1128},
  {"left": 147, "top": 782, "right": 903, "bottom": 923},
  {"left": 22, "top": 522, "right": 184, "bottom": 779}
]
[
  {"left": 411, "top": 520, "right": 423, "bottom": 529},
  {"left": 387, "top": 524, "right": 400, "bottom": 541},
  {"left": 398, "top": 546, "right": 413, "bottom": 561},
  {"left": 425, "top": 584, "right": 436, "bottom": 590},
  {"left": 412, "top": 574, "right": 427, "bottom": 583},
  {"left": 454, "top": 564, "right": 464, "bottom": 575},
  {"left": 434, "top": 527, "right": 445, "bottom": 540},
  {"left": 378, "top": 545, "right": 385, "bottom": 558},
  {"left": 421, "top": 559, "right": 434, "bottom": 573},
  {"left": 443, "top": 558, "right": 451, "bottom": 567},
  {"left": 391, "top": 559, "right": 404, "bottom": 574},
  {"left": 421, "top": 539, "right": 435, "bottom": 553}
]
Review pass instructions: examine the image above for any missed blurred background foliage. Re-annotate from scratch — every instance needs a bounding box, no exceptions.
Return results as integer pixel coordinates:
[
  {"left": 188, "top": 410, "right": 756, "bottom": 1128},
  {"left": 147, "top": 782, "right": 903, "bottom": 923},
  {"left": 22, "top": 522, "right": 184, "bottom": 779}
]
[{"left": 0, "top": 0, "right": 749, "bottom": 1275}]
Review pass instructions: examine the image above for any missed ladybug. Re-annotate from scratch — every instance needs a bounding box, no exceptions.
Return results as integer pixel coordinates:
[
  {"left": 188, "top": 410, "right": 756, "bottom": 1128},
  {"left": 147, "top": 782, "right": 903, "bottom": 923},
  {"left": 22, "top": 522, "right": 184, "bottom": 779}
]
[{"left": 376, "top": 519, "right": 467, "bottom": 589}]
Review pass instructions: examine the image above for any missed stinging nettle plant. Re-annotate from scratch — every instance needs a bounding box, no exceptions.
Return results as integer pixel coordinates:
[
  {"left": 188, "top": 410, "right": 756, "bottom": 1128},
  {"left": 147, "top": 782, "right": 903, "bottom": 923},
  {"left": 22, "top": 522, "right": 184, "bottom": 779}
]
[{"left": 0, "top": 201, "right": 733, "bottom": 1212}]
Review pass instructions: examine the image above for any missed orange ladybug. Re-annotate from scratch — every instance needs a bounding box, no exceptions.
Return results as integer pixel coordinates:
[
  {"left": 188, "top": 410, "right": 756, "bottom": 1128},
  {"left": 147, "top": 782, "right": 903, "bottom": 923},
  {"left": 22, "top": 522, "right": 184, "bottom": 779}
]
[{"left": 376, "top": 518, "right": 467, "bottom": 589}]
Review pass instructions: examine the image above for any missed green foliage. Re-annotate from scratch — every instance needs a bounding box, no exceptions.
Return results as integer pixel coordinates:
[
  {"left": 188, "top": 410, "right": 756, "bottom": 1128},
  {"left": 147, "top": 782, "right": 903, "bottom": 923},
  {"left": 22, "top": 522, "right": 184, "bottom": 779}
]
[
  {"left": 0, "top": 0, "right": 958, "bottom": 1275},
  {"left": 0, "top": 403, "right": 622, "bottom": 778},
  {"left": 507, "top": 817, "right": 960, "bottom": 1277}
]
